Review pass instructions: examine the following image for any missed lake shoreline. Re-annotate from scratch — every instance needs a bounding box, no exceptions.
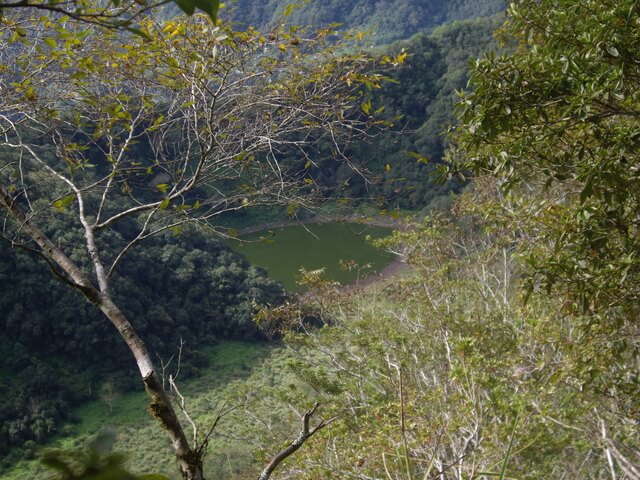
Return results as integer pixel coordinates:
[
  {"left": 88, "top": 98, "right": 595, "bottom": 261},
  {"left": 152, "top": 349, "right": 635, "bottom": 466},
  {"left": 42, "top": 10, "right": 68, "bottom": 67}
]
[
  {"left": 234, "top": 213, "right": 408, "bottom": 237},
  {"left": 233, "top": 216, "right": 411, "bottom": 292}
]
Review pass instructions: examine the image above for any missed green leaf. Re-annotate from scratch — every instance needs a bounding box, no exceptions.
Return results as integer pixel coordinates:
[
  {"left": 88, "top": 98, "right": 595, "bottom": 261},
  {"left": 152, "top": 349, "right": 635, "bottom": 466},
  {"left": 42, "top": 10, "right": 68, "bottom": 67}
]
[
  {"left": 44, "top": 37, "right": 57, "bottom": 49},
  {"left": 499, "top": 410, "right": 520, "bottom": 479},
  {"left": 174, "top": 0, "right": 196, "bottom": 16},
  {"left": 69, "top": 71, "right": 87, "bottom": 80},
  {"left": 125, "top": 26, "right": 151, "bottom": 41},
  {"left": 156, "top": 183, "right": 169, "bottom": 193},
  {"left": 53, "top": 194, "right": 75, "bottom": 212},
  {"left": 406, "top": 151, "right": 429, "bottom": 164},
  {"left": 40, "top": 455, "right": 74, "bottom": 476},
  {"left": 283, "top": 3, "right": 301, "bottom": 17},
  {"left": 159, "top": 198, "right": 170, "bottom": 210},
  {"left": 175, "top": 0, "right": 219, "bottom": 20}
]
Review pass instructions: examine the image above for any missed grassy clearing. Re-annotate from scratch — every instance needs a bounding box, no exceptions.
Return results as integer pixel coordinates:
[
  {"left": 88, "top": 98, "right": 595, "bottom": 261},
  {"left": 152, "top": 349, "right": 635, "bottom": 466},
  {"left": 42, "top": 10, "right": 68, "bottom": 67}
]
[{"left": 2, "top": 341, "right": 298, "bottom": 480}]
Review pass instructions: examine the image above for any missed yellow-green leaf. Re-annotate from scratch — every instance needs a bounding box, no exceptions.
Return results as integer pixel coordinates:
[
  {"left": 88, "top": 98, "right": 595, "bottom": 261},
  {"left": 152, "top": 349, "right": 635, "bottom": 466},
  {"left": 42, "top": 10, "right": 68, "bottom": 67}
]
[
  {"left": 53, "top": 194, "right": 75, "bottom": 212},
  {"left": 44, "top": 37, "right": 57, "bottom": 49}
]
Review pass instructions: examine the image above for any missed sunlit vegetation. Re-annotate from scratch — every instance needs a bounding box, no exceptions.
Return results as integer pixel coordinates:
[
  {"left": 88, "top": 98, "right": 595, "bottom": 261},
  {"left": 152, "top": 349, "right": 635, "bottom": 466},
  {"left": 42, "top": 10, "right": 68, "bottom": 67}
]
[
  {"left": 259, "top": 183, "right": 639, "bottom": 479},
  {"left": 1, "top": 342, "right": 303, "bottom": 479},
  {"left": 3, "top": 0, "right": 639, "bottom": 479}
]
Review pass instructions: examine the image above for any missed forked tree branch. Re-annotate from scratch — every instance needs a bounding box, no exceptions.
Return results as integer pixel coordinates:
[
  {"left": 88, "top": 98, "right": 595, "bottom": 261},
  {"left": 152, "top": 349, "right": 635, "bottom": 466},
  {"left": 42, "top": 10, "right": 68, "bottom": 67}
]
[{"left": 259, "top": 403, "right": 337, "bottom": 480}]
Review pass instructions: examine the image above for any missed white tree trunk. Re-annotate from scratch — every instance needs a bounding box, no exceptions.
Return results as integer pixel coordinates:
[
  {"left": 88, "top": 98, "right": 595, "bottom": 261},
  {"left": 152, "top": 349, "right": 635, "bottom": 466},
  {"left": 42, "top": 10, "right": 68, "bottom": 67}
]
[{"left": 0, "top": 183, "right": 205, "bottom": 480}]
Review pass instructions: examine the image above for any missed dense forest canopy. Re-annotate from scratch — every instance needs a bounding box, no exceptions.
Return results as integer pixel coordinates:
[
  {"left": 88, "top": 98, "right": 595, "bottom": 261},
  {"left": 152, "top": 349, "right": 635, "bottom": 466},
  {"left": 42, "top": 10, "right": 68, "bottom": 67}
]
[
  {"left": 224, "top": 0, "right": 505, "bottom": 45},
  {"left": 347, "top": 15, "right": 502, "bottom": 210},
  {"left": 0, "top": 226, "right": 283, "bottom": 460}
]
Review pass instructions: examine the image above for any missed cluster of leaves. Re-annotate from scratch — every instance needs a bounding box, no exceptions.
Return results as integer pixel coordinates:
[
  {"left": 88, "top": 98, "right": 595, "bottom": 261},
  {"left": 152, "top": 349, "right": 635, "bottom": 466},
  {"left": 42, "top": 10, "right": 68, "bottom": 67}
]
[
  {"left": 449, "top": 0, "right": 640, "bottom": 424},
  {"left": 0, "top": 0, "right": 219, "bottom": 36},
  {"left": 455, "top": 0, "right": 640, "bottom": 319},
  {"left": 41, "top": 430, "right": 168, "bottom": 479}
]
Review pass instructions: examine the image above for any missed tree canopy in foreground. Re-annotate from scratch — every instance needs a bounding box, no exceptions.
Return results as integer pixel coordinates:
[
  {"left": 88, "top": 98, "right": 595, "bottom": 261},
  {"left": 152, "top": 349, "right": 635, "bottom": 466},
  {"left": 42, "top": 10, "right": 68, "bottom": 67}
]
[
  {"left": 0, "top": 0, "right": 219, "bottom": 34},
  {"left": 451, "top": 0, "right": 639, "bottom": 435},
  {"left": 0, "top": 9, "right": 393, "bottom": 479},
  {"left": 456, "top": 0, "right": 640, "bottom": 319}
]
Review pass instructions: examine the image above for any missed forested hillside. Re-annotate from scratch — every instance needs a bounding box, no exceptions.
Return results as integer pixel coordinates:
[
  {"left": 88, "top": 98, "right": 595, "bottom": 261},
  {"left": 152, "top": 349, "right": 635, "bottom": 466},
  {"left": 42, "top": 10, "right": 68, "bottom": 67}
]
[
  {"left": 225, "top": 0, "right": 505, "bottom": 45},
  {"left": 348, "top": 15, "right": 502, "bottom": 209},
  {"left": 11, "top": 1, "right": 640, "bottom": 480},
  {"left": 248, "top": 15, "right": 502, "bottom": 213},
  {"left": 0, "top": 225, "right": 283, "bottom": 462}
]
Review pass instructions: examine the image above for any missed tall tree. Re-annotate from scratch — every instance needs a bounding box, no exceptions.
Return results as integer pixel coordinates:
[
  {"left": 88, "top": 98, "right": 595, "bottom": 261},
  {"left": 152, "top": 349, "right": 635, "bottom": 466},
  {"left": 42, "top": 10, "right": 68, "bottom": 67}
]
[
  {"left": 0, "top": 13, "right": 385, "bottom": 479},
  {"left": 452, "top": 0, "right": 640, "bottom": 443},
  {"left": 455, "top": 0, "right": 640, "bottom": 315}
]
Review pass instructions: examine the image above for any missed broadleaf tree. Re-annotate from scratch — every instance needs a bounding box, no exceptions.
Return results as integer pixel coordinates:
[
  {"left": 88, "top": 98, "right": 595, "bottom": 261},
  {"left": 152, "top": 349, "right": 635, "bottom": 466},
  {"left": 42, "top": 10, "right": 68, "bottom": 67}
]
[
  {"left": 0, "top": 10, "right": 389, "bottom": 480},
  {"left": 452, "top": 0, "right": 639, "bottom": 422},
  {"left": 455, "top": 0, "right": 640, "bottom": 314}
]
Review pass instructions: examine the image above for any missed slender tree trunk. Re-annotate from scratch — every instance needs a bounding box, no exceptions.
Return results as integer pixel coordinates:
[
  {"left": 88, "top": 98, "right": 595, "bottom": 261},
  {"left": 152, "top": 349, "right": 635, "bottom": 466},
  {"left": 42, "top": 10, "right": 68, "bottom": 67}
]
[
  {"left": 0, "top": 184, "right": 205, "bottom": 480},
  {"left": 96, "top": 295, "right": 205, "bottom": 480}
]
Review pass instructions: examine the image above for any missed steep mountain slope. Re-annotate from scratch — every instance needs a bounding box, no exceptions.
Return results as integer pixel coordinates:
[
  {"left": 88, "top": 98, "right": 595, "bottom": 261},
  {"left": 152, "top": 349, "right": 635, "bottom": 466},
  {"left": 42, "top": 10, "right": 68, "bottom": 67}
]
[{"left": 225, "top": 0, "right": 505, "bottom": 44}]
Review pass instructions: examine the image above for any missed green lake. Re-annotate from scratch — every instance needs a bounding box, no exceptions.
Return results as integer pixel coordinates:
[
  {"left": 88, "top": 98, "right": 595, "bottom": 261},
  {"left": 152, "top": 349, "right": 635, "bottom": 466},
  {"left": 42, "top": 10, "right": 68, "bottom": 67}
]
[{"left": 230, "top": 222, "right": 393, "bottom": 291}]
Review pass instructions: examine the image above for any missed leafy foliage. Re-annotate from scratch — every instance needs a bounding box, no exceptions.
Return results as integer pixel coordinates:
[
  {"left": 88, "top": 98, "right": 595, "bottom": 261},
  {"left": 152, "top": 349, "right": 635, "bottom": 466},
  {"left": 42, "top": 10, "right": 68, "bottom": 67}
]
[
  {"left": 271, "top": 192, "right": 639, "bottom": 479},
  {"left": 450, "top": 0, "right": 640, "bottom": 421},
  {"left": 362, "top": 16, "right": 503, "bottom": 210},
  {"left": 0, "top": 0, "right": 219, "bottom": 36},
  {"left": 41, "top": 431, "right": 168, "bottom": 480},
  {"left": 455, "top": 0, "right": 640, "bottom": 317}
]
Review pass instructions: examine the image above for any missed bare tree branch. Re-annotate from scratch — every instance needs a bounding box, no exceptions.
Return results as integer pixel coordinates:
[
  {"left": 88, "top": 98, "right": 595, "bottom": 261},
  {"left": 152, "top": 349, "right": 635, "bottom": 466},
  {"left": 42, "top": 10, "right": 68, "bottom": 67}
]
[{"left": 259, "top": 403, "right": 337, "bottom": 480}]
